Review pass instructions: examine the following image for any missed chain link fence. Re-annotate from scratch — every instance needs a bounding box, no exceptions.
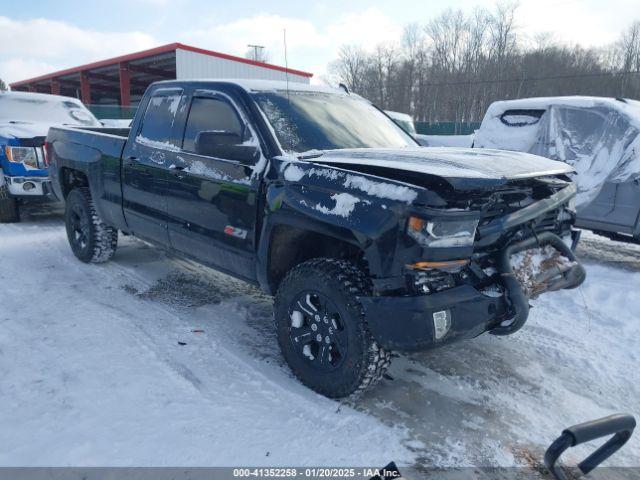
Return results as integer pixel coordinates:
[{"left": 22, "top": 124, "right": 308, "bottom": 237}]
[{"left": 415, "top": 121, "right": 481, "bottom": 136}]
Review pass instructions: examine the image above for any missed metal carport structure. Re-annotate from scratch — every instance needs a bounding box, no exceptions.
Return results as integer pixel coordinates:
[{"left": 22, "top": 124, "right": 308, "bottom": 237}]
[{"left": 9, "top": 43, "right": 313, "bottom": 109}]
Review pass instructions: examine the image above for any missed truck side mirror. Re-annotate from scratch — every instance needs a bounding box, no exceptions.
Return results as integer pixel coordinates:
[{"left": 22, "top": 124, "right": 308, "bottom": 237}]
[{"left": 194, "top": 130, "right": 259, "bottom": 163}]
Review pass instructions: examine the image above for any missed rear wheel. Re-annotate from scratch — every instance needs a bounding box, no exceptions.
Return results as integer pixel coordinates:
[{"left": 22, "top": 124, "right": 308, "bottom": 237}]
[
  {"left": 274, "top": 258, "right": 390, "bottom": 398},
  {"left": 65, "top": 187, "right": 118, "bottom": 263},
  {"left": 0, "top": 184, "right": 20, "bottom": 223}
]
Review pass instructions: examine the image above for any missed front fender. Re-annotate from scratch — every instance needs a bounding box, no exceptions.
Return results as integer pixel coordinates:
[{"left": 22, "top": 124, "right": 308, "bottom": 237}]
[{"left": 258, "top": 160, "right": 429, "bottom": 290}]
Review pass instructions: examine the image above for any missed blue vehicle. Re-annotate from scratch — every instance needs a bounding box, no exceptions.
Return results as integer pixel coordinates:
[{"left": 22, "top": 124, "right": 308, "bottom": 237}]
[{"left": 0, "top": 91, "right": 101, "bottom": 222}]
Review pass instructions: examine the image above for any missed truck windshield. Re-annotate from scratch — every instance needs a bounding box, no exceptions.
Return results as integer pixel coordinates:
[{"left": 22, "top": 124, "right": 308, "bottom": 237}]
[
  {"left": 251, "top": 90, "right": 416, "bottom": 153},
  {"left": 0, "top": 94, "right": 101, "bottom": 126}
]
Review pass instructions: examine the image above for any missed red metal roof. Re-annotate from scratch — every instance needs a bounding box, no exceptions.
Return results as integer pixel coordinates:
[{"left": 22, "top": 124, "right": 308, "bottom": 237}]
[{"left": 10, "top": 42, "right": 313, "bottom": 87}]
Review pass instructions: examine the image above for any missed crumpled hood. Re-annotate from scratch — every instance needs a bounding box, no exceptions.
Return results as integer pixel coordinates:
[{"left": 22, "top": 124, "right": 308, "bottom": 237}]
[
  {"left": 0, "top": 121, "right": 54, "bottom": 140},
  {"left": 310, "top": 147, "right": 573, "bottom": 188}
]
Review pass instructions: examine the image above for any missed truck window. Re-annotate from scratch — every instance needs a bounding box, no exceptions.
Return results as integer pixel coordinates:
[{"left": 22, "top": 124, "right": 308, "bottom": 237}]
[
  {"left": 137, "top": 90, "right": 183, "bottom": 148},
  {"left": 551, "top": 107, "right": 608, "bottom": 159},
  {"left": 182, "top": 96, "right": 244, "bottom": 153}
]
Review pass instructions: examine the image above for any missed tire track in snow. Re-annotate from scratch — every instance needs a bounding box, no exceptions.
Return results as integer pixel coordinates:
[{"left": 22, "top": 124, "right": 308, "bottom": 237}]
[
  {"left": 57, "top": 231, "right": 418, "bottom": 462},
  {"left": 2, "top": 210, "right": 415, "bottom": 466},
  {"left": 5, "top": 210, "right": 639, "bottom": 468}
]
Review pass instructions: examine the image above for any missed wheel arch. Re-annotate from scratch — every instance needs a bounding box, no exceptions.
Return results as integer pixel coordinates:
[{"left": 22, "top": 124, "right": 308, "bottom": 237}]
[
  {"left": 257, "top": 213, "right": 369, "bottom": 295},
  {"left": 60, "top": 167, "right": 90, "bottom": 199}
]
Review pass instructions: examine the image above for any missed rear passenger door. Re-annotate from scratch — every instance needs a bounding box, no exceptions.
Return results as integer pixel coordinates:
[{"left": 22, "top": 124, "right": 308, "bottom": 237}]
[
  {"left": 122, "top": 88, "right": 183, "bottom": 246},
  {"left": 165, "top": 89, "right": 262, "bottom": 281}
]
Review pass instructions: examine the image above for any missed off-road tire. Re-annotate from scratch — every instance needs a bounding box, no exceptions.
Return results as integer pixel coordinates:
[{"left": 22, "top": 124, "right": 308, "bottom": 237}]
[
  {"left": 274, "top": 258, "right": 391, "bottom": 398},
  {"left": 0, "top": 185, "right": 20, "bottom": 223},
  {"left": 65, "top": 187, "right": 118, "bottom": 263}
]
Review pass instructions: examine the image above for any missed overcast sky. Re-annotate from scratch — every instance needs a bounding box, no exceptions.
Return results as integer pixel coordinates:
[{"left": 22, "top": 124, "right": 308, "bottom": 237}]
[{"left": 0, "top": 0, "right": 637, "bottom": 86}]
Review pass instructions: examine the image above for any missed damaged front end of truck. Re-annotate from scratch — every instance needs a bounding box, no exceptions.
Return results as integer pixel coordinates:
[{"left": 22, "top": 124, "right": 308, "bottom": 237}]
[
  {"left": 275, "top": 148, "right": 586, "bottom": 352},
  {"left": 362, "top": 172, "right": 586, "bottom": 351}
]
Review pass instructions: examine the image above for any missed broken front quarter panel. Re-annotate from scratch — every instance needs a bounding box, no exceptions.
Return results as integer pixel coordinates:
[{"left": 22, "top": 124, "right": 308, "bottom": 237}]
[{"left": 260, "top": 157, "right": 450, "bottom": 285}]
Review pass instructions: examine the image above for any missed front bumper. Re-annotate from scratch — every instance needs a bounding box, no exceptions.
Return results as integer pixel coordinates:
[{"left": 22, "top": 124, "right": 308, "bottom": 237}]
[
  {"left": 360, "top": 285, "right": 507, "bottom": 351},
  {"left": 361, "top": 232, "right": 586, "bottom": 352},
  {"left": 5, "top": 176, "right": 53, "bottom": 198}
]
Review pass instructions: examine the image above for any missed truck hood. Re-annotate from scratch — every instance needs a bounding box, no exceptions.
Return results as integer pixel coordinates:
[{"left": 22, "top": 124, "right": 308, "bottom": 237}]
[
  {"left": 309, "top": 147, "right": 573, "bottom": 189},
  {"left": 0, "top": 121, "right": 51, "bottom": 140}
]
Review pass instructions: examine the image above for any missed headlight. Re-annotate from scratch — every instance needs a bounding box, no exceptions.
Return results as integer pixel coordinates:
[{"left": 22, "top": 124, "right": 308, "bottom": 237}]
[
  {"left": 407, "top": 216, "right": 479, "bottom": 248},
  {"left": 5, "top": 146, "right": 39, "bottom": 168}
]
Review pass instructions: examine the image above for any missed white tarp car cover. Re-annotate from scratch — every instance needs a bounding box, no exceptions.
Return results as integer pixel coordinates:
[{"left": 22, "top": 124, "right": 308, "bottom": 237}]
[{"left": 474, "top": 97, "right": 640, "bottom": 206}]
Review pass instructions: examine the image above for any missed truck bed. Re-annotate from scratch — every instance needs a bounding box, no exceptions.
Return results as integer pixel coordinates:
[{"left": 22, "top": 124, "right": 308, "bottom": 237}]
[
  {"left": 47, "top": 125, "right": 130, "bottom": 230},
  {"left": 48, "top": 126, "right": 129, "bottom": 160},
  {"left": 81, "top": 126, "right": 131, "bottom": 138}
]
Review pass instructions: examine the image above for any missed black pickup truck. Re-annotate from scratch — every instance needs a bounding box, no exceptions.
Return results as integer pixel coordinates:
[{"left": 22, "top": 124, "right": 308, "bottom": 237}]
[{"left": 47, "top": 80, "right": 585, "bottom": 398}]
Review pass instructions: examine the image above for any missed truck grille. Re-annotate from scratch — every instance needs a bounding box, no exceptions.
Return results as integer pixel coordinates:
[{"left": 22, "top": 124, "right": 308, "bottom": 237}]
[{"left": 477, "top": 179, "right": 567, "bottom": 232}]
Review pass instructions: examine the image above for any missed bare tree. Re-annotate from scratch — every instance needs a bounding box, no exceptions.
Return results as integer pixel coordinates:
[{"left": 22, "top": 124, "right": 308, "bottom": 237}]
[
  {"left": 328, "top": 46, "right": 370, "bottom": 93},
  {"left": 329, "top": 2, "right": 640, "bottom": 126},
  {"left": 244, "top": 46, "right": 270, "bottom": 63},
  {"left": 616, "top": 21, "right": 640, "bottom": 96}
]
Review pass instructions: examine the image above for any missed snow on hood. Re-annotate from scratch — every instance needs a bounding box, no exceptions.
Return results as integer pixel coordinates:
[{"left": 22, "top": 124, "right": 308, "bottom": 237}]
[
  {"left": 0, "top": 121, "right": 54, "bottom": 140},
  {"left": 310, "top": 147, "right": 572, "bottom": 185}
]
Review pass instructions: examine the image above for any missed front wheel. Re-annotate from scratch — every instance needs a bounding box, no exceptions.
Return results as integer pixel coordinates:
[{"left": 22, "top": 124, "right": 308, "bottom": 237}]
[
  {"left": 65, "top": 187, "right": 118, "bottom": 263},
  {"left": 274, "top": 258, "right": 390, "bottom": 398}
]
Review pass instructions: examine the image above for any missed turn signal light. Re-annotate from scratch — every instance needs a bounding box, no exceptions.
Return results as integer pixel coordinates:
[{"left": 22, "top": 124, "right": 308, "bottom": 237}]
[
  {"left": 407, "top": 259, "right": 469, "bottom": 271},
  {"left": 43, "top": 141, "right": 50, "bottom": 166},
  {"left": 408, "top": 216, "right": 424, "bottom": 231}
]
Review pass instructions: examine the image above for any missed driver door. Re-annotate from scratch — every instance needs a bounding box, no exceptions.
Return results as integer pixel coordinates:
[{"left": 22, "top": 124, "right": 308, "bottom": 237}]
[{"left": 166, "top": 90, "right": 261, "bottom": 281}]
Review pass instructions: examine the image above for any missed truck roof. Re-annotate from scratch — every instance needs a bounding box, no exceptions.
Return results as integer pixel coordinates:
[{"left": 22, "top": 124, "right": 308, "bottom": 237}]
[{"left": 154, "top": 78, "right": 350, "bottom": 96}]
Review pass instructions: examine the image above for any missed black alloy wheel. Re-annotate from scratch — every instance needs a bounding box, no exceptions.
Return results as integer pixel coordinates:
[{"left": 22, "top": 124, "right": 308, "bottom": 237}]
[
  {"left": 274, "top": 258, "right": 391, "bottom": 398},
  {"left": 288, "top": 290, "right": 348, "bottom": 371}
]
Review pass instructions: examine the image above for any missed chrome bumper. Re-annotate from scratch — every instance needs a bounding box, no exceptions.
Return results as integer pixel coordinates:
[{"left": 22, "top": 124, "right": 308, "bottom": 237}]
[{"left": 5, "top": 176, "right": 52, "bottom": 197}]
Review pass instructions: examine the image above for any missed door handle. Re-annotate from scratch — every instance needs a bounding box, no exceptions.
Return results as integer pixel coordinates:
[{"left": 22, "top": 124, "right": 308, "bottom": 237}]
[
  {"left": 124, "top": 156, "right": 137, "bottom": 166},
  {"left": 169, "top": 164, "right": 186, "bottom": 179}
]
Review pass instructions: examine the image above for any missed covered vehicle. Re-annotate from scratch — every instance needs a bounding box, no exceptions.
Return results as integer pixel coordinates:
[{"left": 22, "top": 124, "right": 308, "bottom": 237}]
[
  {"left": 47, "top": 80, "right": 585, "bottom": 398},
  {"left": 0, "top": 91, "right": 101, "bottom": 222},
  {"left": 474, "top": 96, "right": 640, "bottom": 241}
]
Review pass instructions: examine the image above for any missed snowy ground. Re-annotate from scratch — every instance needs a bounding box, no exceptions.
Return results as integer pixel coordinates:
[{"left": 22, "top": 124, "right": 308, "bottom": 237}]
[{"left": 1, "top": 206, "right": 638, "bottom": 471}]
